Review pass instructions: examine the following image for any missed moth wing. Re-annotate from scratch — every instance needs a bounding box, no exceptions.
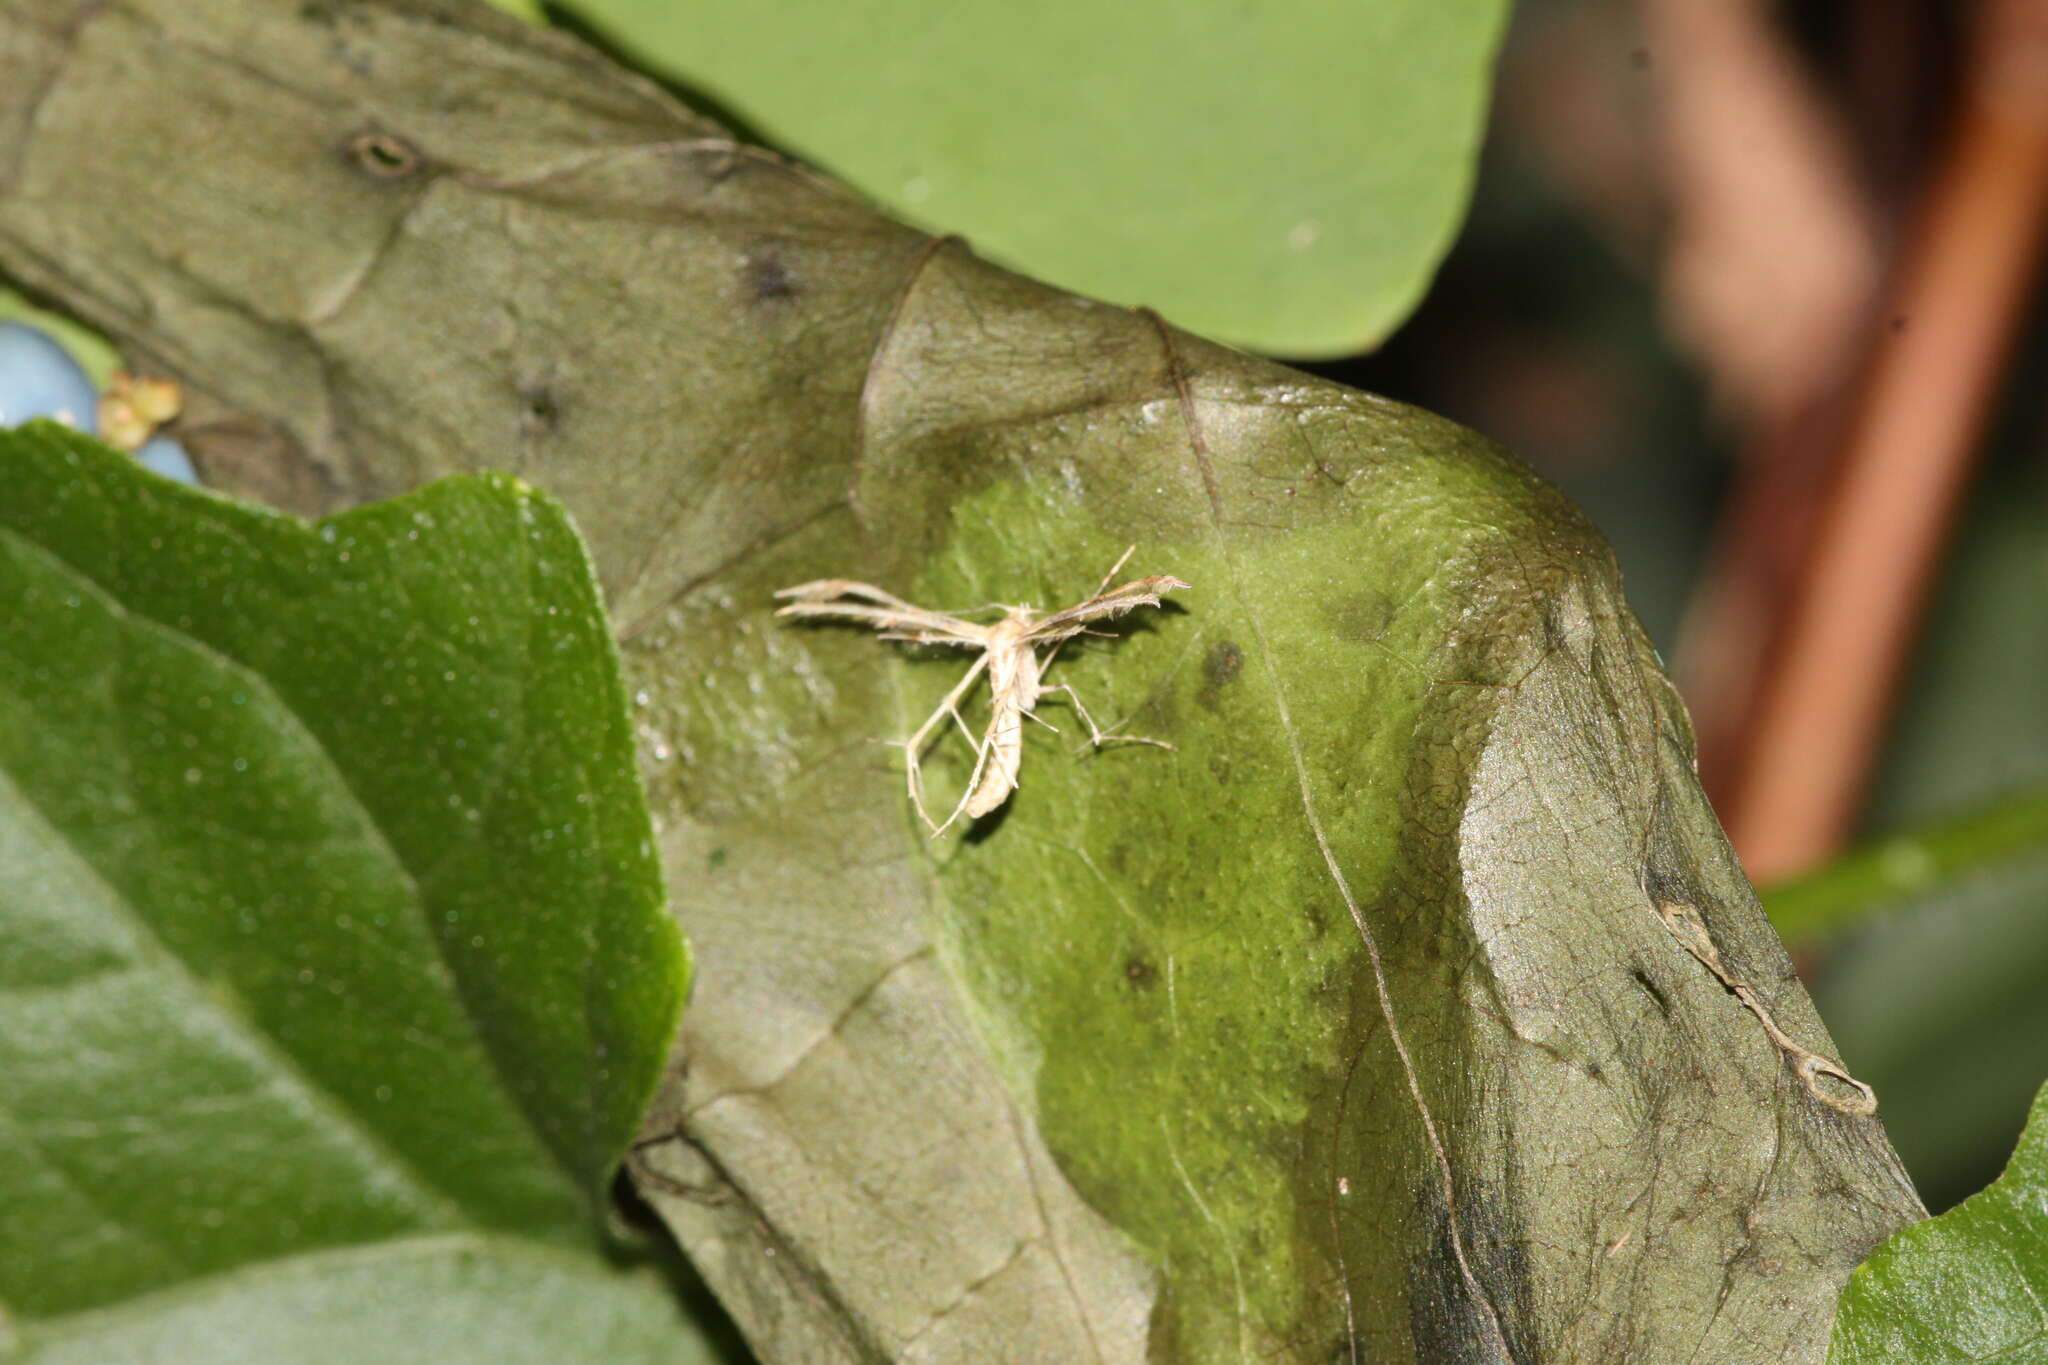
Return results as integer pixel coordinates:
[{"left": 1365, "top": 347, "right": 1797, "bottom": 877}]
[
  {"left": 775, "top": 588, "right": 990, "bottom": 643},
  {"left": 878, "top": 628, "right": 990, "bottom": 648},
  {"left": 778, "top": 604, "right": 986, "bottom": 643},
  {"left": 1025, "top": 574, "right": 1191, "bottom": 642},
  {"left": 775, "top": 579, "right": 921, "bottom": 609}
]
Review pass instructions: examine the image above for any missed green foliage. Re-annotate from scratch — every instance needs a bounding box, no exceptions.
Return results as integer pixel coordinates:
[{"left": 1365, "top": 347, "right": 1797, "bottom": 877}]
[
  {"left": 1809, "top": 461, "right": 2048, "bottom": 1213},
  {"left": 1766, "top": 785, "right": 2048, "bottom": 947},
  {"left": 1830, "top": 1080, "right": 2048, "bottom": 1362},
  {"left": 0, "top": 425, "right": 700, "bottom": 1360},
  {"left": 558, "top": 0, "right": 1508, "bottom": 356},
  {"left": 14, "top": 1242, "right": 702, "bottom": 1365},
  {"left": 0, "top": 3, "right": 1931, "bottom": 1357}
]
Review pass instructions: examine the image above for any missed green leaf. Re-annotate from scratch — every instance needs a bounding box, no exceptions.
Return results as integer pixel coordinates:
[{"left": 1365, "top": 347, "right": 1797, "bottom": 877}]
[
  {"left": 0, "top": 424, "right": 698, "bottom": 1359},
  {"left": 1829, "top": 1080, "right": 2048, "bottom": 1362},
  {"left": 15, "top": 1239, "right": 701, "bottom": 1365},
  {"left": 559, "top": 0, "right": 1509, "bottom": 356}
]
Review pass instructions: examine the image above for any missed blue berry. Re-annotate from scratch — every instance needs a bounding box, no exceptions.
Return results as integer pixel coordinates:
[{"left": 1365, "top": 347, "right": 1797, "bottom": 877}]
[
  {"left": 0, "top": 321, "right": 199, "bottom": 484},
  {"left": 136, "top": 435, "right": 199, "bottom": 484},
  {"left": 0, "top": 321, "right": 97, "bottom": 430}
]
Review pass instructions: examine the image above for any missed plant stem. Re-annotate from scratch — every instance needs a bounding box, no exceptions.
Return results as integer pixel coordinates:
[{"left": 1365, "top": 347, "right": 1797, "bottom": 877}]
[{"left": 1764, "top": 783, "right": 2048, "bottom": 947}]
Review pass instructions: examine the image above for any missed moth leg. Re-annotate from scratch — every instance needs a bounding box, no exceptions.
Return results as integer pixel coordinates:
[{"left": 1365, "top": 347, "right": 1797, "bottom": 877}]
[
  {"left": 901, "top": 653, "right": 991, "bottom": 833},
  {"left": 944, "top": 698, "right": 983, "bottom": 749},
  {"left": 904, "top": 748, "right": 933, "bottom": 832},
  {"left": 1022, "top": 707, "right": 1062, "bottom": 735},
  {"left": 1040, "top": 683, "right": 1175, "bottom": 753},
  {"left": 936, "top": 706, "right": 1008, "bottom": 836},
  {"left": 933, "top": 742, "right": 993, "bottom": 836}
]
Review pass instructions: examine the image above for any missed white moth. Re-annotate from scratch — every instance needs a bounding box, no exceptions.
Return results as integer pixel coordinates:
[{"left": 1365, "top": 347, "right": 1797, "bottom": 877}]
[{"left": 775, "top": 548, "right": 1190, "bottom": 833}]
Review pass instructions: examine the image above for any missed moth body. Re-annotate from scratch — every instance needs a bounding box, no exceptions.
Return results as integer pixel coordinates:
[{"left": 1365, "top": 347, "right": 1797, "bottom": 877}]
[
  {"left": 774, "top": 549, "right": 1189, "bottom": 833},
  {"left": 964, "top": 611, "right": 1045, "bottom": 818}
]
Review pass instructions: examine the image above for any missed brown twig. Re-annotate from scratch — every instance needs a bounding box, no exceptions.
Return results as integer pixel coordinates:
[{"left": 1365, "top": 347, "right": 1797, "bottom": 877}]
[
  {"left": 1716, "top": 0, "right": 2048, "bottom": 884},
  {"left": 1640, "top": 0, "right": 1883, "bottom": 426}
]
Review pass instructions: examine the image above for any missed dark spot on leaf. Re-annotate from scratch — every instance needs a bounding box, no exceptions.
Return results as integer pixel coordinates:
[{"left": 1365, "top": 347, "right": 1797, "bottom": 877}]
[
  {"left": 517, "top": 381, "right": 560, "bottom": 435},
  {"left": 1123, "top": 955, "right": 1156, "bottom": 989},
  {"left": 1300, "top": 898, "right": 1332, "bottom": 939},
  {"left": 746, "top": 253, "right": 796, "bottom": 303},
  {"left": 344, "top": 131, "right": 423, "bottom": 181},
  {"left": 1632, "top": 967, "right": 1672, "bottom": 1018},
  {"left": 1196, "top": 639, "right": 1243, "bottom": 710},
  {"left": 1203, "top": 640, "right": 1243, "bottom": 687},
  {"left": 1638, "top": 858, "right": 1700, "bottom": 913},
  {"left": 707, "top": 848, "right": 728, "bottom": 871},
  {"left": 701, "top": 153, "right": 743, "bottom": 186}
]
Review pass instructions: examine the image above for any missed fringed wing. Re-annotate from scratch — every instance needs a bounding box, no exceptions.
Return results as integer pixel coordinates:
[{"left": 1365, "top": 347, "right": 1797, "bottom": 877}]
[
  {"left": 1024, "top": 574, "right": 1191, "bottom": 646},
  {"left": 774, "top": 580, "right": 991, "bottom": 648}
]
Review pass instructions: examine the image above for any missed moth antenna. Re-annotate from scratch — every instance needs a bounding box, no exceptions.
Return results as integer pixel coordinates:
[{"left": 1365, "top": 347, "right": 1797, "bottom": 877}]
[{"left": 1091, "top": 545, "right": 1139, "bottom": 598}]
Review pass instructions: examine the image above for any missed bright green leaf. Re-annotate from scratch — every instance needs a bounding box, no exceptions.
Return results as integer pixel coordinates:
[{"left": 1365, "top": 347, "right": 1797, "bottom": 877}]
[
  {"left": 0, "top": 425, "right": 699, "bottom": 1358},
  {"left": 1829, "top": 1079, "right": 2048, "bottom": 1362},
  {"left": 559, "top": 0, "right": 1509, "bottom": 356}
]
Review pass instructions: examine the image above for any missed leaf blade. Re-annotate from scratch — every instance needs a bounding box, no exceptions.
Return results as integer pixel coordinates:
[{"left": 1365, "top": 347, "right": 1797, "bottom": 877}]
[
  {"left": 16, "top": 1236, "right": 714, "bottom": 1365},
  {"left": 1829, "top": 1081, "right": 2048, "bottom": 1363},
  {"left": 0, "top": 425, "right": 692, "bottom": 1349},
  {"left": 564, "top": 0, "right": 1510, "bottom": 354}
]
